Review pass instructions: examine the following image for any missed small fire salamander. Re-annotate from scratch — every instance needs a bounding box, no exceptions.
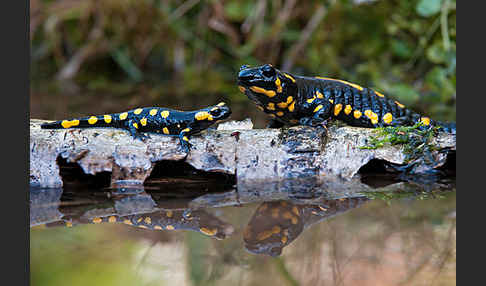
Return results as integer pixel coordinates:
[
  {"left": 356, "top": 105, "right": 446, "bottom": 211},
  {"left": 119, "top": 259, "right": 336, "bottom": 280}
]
[
  {"left": 41, "top": 102, "right": 232, "bottom": 152},
  {"left": 45, "top": 209, "right": 234, "bottom": 240},
  {"left": 238, "top": 64, "right": 455, "bottom": 133}
]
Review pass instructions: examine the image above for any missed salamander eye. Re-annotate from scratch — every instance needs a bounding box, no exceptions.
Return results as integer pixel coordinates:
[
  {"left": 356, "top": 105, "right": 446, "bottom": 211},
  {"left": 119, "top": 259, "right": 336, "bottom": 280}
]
[
  {"left": 210, "top": 108, "right": 222, "bottom": 117},
  {"left": 261, "top": 65, "right": 276, "bottom": 78}
]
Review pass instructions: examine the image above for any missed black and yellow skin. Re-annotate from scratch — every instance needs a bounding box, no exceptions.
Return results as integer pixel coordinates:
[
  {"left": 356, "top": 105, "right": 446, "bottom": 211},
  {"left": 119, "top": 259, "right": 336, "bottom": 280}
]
[
  {"left": 41, "top": 102, "right": 232, "bottom": 152},
  {"left": 237, "top": 64, "right": 455, "bottom": 133},
  {"left": 45, "top": 209, "right": 234, "bottom": 240}
]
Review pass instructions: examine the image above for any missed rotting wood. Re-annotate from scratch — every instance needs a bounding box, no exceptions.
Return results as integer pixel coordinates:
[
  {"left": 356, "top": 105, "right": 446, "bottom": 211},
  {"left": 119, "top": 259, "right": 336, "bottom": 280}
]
[{"left": 30, "top": 118, "right": 455, "bottom": 188}]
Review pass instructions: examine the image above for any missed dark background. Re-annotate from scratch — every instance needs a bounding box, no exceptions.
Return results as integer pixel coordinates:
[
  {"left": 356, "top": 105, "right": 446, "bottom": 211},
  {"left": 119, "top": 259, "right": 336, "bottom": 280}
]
[{"left": 30, "top": 0, "right": 456, "bottom": 127}]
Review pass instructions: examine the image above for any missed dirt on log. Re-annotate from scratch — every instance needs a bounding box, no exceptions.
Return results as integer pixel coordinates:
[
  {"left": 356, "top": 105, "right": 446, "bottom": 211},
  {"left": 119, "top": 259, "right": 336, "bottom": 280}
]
[{"left": 30, "top": 119, "right": 455, "bottom": 188}]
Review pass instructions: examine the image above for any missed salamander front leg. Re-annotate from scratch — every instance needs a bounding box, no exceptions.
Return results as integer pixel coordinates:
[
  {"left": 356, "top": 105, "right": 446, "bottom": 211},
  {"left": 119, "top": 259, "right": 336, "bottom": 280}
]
[
  {"left": 178, "top": 127, "right": 193, "bottom": 154},
  {"left": 299, "top": 103, "right": 332, "bottom": 128},
  {"left": 127, "top": 120, "right": 150, "bottom": 141}
]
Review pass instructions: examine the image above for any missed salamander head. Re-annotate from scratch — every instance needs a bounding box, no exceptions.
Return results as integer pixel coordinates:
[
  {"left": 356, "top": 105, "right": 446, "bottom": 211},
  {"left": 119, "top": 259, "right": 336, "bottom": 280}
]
[
  {"left": 193, "top": 102, "right": 232, "bottom": 126},
  {"left": 237, "top": 64, "right": 297, "bottom": 105}
]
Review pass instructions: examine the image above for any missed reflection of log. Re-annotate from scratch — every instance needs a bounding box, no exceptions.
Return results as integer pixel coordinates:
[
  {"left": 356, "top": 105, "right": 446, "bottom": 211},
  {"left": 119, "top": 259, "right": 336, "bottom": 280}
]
[{"left": 30, "top": 119, "right": 455, "bottom": 188}]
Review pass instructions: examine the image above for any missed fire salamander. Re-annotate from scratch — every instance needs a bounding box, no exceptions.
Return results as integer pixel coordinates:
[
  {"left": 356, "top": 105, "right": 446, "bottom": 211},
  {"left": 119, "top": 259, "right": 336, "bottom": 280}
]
[
  {"left": 45, "top": 209, "right": 234, "bottom": 240},
  {"left": 237, "top": 64, "right": 455, "bottom": 133},
  {"left": 41, "top": 102, "right": 232, "bottom": 152}
]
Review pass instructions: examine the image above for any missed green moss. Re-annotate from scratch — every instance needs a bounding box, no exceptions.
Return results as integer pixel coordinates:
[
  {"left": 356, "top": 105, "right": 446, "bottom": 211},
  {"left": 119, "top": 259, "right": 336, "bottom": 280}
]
[{"left": 360, "top": 122, "right": 441, "bottom": 163}]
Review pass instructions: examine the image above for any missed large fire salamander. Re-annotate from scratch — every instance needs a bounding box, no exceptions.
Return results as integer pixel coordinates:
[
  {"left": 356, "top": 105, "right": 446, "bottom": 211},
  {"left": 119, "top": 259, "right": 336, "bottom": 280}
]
[
  {"left": 243, "top": 198, "right": 369, "bottom": 256},
  {"left": 41, "top": 102, "right": 232, "bottom": 152},
  {"left": 44, "top": 209, "right": 234, "bottom": 240},
  {"left": 238, "top": 64, "right": 455, "bottom": 133}
]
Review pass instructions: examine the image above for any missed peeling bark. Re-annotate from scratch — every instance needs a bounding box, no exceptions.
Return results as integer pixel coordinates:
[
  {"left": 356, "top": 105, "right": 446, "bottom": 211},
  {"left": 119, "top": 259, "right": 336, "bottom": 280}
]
[{"left": 30, "top": 119, "right": 455, "bottom": 188}]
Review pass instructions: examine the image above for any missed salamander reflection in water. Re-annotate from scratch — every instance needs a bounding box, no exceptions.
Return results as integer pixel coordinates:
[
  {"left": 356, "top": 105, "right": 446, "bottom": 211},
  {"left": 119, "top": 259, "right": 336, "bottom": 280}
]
[
  {"left": 45, "top": 209, "right": 234, "bottom": 240},
  {"left": 243, "top": 198, "right": 369, "bottom": 256}
]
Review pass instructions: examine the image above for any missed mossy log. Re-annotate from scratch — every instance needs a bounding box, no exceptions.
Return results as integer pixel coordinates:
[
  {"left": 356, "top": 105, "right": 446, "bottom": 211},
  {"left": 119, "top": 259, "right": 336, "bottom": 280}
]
[{"left": 30, "top": 119, "right": 455, "bottom": 188}]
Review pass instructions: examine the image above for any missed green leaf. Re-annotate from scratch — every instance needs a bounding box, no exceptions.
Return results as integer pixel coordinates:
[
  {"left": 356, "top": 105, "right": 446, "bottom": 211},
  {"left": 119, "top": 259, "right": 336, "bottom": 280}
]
[{"left": 416, "top": 0, "right": 442, "bottom": 17}]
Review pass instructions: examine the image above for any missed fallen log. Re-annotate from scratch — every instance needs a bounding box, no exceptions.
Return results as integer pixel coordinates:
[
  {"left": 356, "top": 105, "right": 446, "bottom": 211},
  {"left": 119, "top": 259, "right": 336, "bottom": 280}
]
[{"left": 30, "top": 118, "right": 455, "bottom": 188}]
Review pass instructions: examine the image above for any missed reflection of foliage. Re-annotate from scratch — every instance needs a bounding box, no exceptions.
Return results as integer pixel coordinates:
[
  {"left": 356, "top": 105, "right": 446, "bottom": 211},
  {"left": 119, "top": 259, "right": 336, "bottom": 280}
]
[
  {"left": 30, "top": 226, "right": 142, "bottom": 286},
  {"left": 31, "top": 0, "right": 455, "bottom": 121},
  {"left": 364, "top": 189, "right": 448, "bottom": 204}
]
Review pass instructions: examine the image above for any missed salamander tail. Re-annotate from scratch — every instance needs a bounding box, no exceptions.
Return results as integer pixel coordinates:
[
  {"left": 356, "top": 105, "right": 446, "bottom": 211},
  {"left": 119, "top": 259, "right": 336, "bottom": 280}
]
[{"left": 40, "top": 114, "right": 118, "bottom": 130}]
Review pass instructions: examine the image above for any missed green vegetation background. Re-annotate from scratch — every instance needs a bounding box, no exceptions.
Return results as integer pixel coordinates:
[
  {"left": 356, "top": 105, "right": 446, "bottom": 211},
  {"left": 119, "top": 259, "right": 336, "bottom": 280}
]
[{"left": 30, "top": 0, "right": 456, "bottom": 127}]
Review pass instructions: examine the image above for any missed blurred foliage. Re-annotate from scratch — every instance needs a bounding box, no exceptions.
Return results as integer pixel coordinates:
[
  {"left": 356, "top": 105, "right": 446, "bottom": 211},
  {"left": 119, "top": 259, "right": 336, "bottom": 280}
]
[
  {"left": 30, "top": 0, "right": 456, "bottom": 124},
  {"left": 30, "top": 225, "right": 143, "bottom": 286}
]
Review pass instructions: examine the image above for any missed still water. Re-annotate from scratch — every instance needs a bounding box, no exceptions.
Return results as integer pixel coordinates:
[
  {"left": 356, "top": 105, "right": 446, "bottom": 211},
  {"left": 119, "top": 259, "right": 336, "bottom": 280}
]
[{"left": 30, "top": 178, "right": 456, "bottom": 286}]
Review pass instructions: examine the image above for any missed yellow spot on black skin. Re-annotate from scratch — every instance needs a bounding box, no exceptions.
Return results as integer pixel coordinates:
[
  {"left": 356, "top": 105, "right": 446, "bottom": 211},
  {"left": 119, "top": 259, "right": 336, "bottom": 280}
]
[
  {"left": 364, "top": 110, "right": 378, "bottom": 124},
  {"left": 420, "top": 117, "right": 430, "bottom": 126},
  {"left": 92, "top": 217, "right": 102, "bottom": 224},
  {"left": 183, "top": 136, "right": 189, "bottom": 142},
  {"left": 144, "top": 217, "right": 151, "bottom": 224},
  {"left": 182, "top": 128, "right": 190, "bottom": 133},
  {"left": 277, "top": 101, "right": 288, "bottom": 108},
  {"left": 195, "top": 111, "right": 213, "bottom": 121},
  {"left": 217, "top": 102, "right": 226, "bottom": 106},
  {"left": 288, "top": 101, "right": 296, "bottom": 112},
  {"left": 119, "top": 112, "right": 128, "bottom": 120},
  {"left": 267, "top": 103, "right": 276, "bottom": 111},
  {"left": 395, "top": 101, "right": 405, "bottom": 108},
  {"left": 104, "top": 115, "right": 112, "bottom": 123},
  {"left": 149, "top": 109, "right": 158, "bottom": 116},
  {"left": 316, "top": 91, "right": 324, "bottom": 99},
  {"left": 276, "top": 111, "right": 284, "bottom": 117},
  {"left": 329, "top": 99, "right": 334, "bottom": 104},
  {"left": 275, "top": 77, "right": 282, "bottom": 93},
  {"left": 200, "top": 227, "right": 218, "bottom": 236},
  {"left": 284, "top": 73, "right": 296, "bottom": 83},
  {"left": 307, "top": 96, "right": 316, "bottom": 103},
  {"left": 269, "top": 114, "right": 276, "bottom": 118},
  {"left": 334, "top": 104, "right": 343, "bottom": 116},
  {"left": 344, "top": 105, "right": 352, "bottom": 115},
  {"left": 250, "top": 86, "right": 276, "bottom": 98},
  {"left": 257, "top": 106, "right": 264, "bottom": 111},
  {"left": 137, "top": 217, "right": 143, "bottom": 223},
  {"left": 163, "top": 127, "right": 169, "bottom": 134},
  {"left": 108, "top": 216, "right": 117, "bottom": 223},
  {"left": 314, "top": 105, "right": 323, "bottom": 113},
  {"left": 354, "top": 110, "right": 362, "bottom": 119},
  {"left": 133, "top": 122, "right": 138, "bottom": 129},
  {"left": 88, "top": 116, "right": 98, "bottom": 125},
  {"left": 140, "top": 118, "right": 147, "bottom": 126},
  {"left": 123, "top": 219, "right": 132, "bottom": 225},
  {"left": 134, "top": 108, "right": 143, "bottom": 115},
  {"left": 238, "top": 86, "right": 246, "bottom": 93},
  {"left": 166, "top": 225, "right": 175, "bottom": 230},
  {"left": 374, "top": 90, "right": 385, "bottom": 97},
  {"left": 61, "top": 119, "right": 80, "bottom": 128},
  {"left": 160, "top": 110, "right": 170, "bottom": 118},
  {"left": 315, "top": 76, "right": 364, "bottom": 91},
  {"left": 383, "top": 113, "right": 393, "bottom": 124}
]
